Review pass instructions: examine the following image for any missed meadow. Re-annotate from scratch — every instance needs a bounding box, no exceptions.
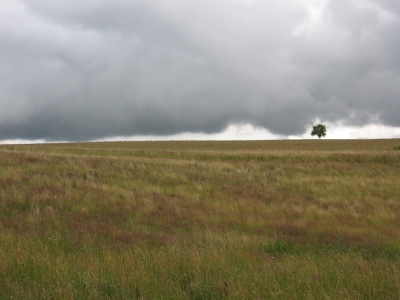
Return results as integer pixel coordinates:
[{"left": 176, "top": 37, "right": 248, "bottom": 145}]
[{"left": 0, "top": 139, "right": 399, "bottom": 299}]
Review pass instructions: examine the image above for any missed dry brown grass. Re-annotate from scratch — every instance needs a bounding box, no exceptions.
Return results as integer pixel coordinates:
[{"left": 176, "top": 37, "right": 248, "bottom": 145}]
[{"left": 0, "top": 139, "right": 399, "bottom": 299}]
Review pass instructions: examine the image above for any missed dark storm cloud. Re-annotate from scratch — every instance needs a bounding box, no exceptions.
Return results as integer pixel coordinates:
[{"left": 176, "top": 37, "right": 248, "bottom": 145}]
[{"left": 1, "top": 0, "right": 399, "bottom": 141}]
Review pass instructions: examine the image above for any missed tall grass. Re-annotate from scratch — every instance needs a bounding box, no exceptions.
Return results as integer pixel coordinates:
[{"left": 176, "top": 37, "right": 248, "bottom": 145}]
[{"left": 0, "top": 139, "right": 399, "bottom": 299}]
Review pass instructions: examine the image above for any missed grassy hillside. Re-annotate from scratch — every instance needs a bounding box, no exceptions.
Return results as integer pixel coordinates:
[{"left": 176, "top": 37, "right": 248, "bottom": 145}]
[{"left": 0, "top": 139, "right": 399, "bottom": 299}]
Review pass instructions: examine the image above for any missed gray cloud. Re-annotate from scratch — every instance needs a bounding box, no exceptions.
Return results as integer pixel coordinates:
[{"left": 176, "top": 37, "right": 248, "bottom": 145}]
[{"left": 1, "top": 0, "right": 400, "bottom": 141}]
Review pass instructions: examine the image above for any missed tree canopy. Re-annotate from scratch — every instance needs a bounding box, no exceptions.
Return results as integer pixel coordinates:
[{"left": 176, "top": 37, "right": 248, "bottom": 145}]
[{"left": 311, "top": 124, "right": 327, "bottom": 139}]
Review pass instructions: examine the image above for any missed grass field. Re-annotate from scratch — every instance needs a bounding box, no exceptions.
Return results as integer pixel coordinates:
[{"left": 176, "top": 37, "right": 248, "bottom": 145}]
[{"left": 0, "top": 139, "right": 399, "bottom": 299}]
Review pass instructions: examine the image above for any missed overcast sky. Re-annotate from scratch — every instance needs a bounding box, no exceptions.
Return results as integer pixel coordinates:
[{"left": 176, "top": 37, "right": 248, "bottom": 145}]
[{"left": 1, "top": 0, "right": 400, "bottom": 142}]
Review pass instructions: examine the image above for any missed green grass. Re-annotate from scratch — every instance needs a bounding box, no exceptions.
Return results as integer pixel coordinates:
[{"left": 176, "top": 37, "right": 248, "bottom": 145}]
[{"left": 0, "top": 139, "right": 399, "bottom": 299}]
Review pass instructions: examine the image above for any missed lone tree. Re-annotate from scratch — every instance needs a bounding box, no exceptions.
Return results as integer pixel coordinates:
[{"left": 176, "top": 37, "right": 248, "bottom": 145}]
[{"left": 311, "top": 124, "right": 327, "bottom": 139}]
